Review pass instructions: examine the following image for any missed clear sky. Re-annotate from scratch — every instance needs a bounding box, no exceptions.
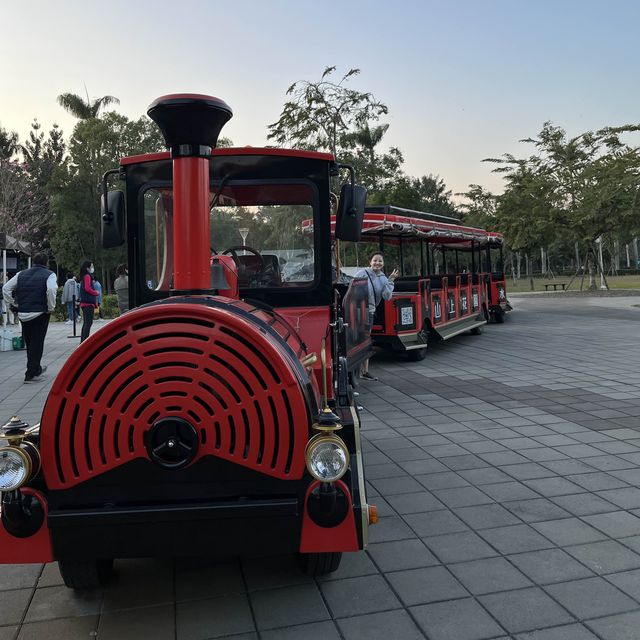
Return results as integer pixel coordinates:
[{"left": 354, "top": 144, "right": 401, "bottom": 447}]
[{"left": 1, "top": 0, "right": 639, "bottom": 197}]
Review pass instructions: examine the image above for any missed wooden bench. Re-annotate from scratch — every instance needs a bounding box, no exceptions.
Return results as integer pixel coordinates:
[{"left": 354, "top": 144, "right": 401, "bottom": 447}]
[{"left": 544, "top": 282, "right": 567, "bottom": 291}]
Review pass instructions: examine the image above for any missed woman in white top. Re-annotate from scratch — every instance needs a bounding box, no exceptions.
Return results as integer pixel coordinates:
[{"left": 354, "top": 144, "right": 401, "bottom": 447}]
[{"left": 355, "top": 252, "right": 398, "bottom": 380}]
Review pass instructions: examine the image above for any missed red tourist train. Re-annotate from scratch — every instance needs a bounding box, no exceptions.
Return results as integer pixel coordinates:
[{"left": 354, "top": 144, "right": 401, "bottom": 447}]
[
  {"left": 306, "top": 205, "right": 511, "bottom": 361},
  {"left": 0, "top": 95, "right": 377, "bottom": 588}
]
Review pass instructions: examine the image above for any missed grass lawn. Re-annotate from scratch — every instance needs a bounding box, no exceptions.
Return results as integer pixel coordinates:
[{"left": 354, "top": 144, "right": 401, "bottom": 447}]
[{"left": 507, "top": 275, "right": 640, "bottom": 293}]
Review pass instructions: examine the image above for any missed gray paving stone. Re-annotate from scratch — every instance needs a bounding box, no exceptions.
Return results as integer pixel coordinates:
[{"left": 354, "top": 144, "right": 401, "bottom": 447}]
[
  {"left": 320, "top": 575, "right": 401, "bottom": 618},
  {"left": 549, "top": 492, "right": 619, "bottom": 516},
  {"left": 0, "top": 628, "right": 17, "bottom": 640},
  {"left": 499, "top": 463, "right": 556, "bottom": 480},
  {"left": 523, "top": 477, "right": 585, "bottom": 497},
  {"left": 24, "top": 585, "right": 102, "bottom": 623},
  {"left": 516, "top": 625, "right": 599, "bottom": 640},
  {"left": 566, "top": 472, "right": 629, "bottom": 491},
  {"left": 337, "top": 609, "right": 424, "bottom": 640},
  {"left": 367, "top": 539, "right": 439, "bottom": 572},
  {"left": 16, "top": 616, "right": 99, "bottom": 640},
  {"left": 432, "top": 486, "right": 494, "bottom": 508},
  {"left": 531, "top": 518, "right": 607, "bottom": 546},
  {"left": 250, "top": 584, "right": 329, "bottom": 630},
  {"left": 480, "top": 481, "right": 539, "bottom": 502},
  {"left": 605, "top": 568, "right": 640, "bottom": 600},
  {"left": 368, "top": 514, "right": 416, "bottom": 543},
  {"left": 403, "top": 509, "right": 469, "bottom": 537},
  {"left": 397, "top": 458, "right": 449, "bottom": 475},
  {"left": 261, "top": 621, "right": 340, "bottom": 640},
  {"left": 415, "top": 471, "right": 469, "bottom": 490},
  {"left": 370, "top": 475, "right": 425, "bottom": 495},
  {"left": 386, "top": 491, "right": 445, "bottom": 514},
  {"left": 596, "top": 487, "right": 640, "bottom": 509},
  {"left": 508, "top": 548, "right": 595, "bottom": 584},
  {"left": 242, "top": 555, "right": 312, "bottom": 591},
  {"left": 457, "top": 467, "right": 513, "bottom": 484},
  {"left": 176, "top": 594, "right": 255, "bottom": 639},
  {"left": 454, "top": 503, "right": 521, "bottom": 529},
  {"left": 99, "top": 605, "right": 173, "bottom": 640},
  {"left": 479, "top": 587, "right": 574, "bottom": 634},
  {"left": 423, "top": 531, "right": 499, "bottom": 563},
  {"left": 582, "top": 455, "right": 636, "bottom": 472},
  {"left": 440, "top": 454, "right": 491, "bottom": 470},
  {"left": 0, "top": 589, "right": 36, "bottom": 627},
  {"left": 565, "top": 540, "right": 640, "bottom": 574},
  {"left": 448, "top": 557, "right": 531, "bottom": 594},
  {"left": 545, "top": 577, "right": 638, "bottom": 619},
  {"left": 410, "top": 598, "right": 505, "bottom": 640},
  {"left": 586, "top": 610, "right": 640, "bottom": 640},
  {"left": 582, "top": 510, "right": 640, "bottom": 537},
  {"left": 387, "top": 565, "right": 467, "bottom": 606},
  {"left": 479, "top": 524, "right": 555, "bottom": 554},
  {"left": 316, "top": 551, "right": 379, "bottom": 582},
  {"left": 0, "top": 564, "right": 42, "bottom": 591}
]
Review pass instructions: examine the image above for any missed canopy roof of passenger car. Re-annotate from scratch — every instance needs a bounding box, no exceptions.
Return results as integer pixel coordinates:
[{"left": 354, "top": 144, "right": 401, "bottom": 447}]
[{"left": 303, "top": 204, "right": 503, "bottom": 247}]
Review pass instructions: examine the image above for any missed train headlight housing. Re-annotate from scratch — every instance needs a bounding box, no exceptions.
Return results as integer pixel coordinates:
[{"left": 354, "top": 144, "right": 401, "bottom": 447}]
[
  {"left": 305, "top": 434, "right": 349, "bottom": 482},
  {"left": 0, "top": 443, "right": 39, "bottom": 491}
]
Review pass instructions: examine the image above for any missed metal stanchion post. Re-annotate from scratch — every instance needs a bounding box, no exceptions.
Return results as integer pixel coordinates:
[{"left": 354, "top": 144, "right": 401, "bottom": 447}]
[{"left": 68, "top": 295, "right": 80, "bottom": 339}]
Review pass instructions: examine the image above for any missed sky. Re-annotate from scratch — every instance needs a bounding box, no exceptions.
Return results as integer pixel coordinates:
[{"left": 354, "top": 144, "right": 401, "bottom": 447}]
[{"left": 2, "top": 0, "right": 639, "bottom": 199}]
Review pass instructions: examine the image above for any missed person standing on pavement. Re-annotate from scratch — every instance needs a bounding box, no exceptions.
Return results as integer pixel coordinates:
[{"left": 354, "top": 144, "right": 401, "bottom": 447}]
[
  {"left": 2, "top": 253, "right": 57, "bottom": 383},
  {"left": 355, "top": 252, "right": 398, "bottom": 381},
  {"left": 61, "top": 273, "right": 79, "bottom": 324},
  {"left": 79, "top": 261, "right": 99, "bottom": 343},
  {"left": 114, "top": 264, "right": 129, "bottom": 314}
]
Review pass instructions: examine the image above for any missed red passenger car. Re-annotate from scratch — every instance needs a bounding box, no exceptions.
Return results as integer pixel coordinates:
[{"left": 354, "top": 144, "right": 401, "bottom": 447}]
[
  {"left": 328, "top": 205, "right": 511, "bottom": 360},
  {"left": 0, "top": 95, "right": 376, "bottom": 588}
]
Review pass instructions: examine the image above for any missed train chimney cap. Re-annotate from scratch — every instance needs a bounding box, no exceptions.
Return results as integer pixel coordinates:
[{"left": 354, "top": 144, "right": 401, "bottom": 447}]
[{"left": 147, "top": 93, "right": 233, "bottom": 154}]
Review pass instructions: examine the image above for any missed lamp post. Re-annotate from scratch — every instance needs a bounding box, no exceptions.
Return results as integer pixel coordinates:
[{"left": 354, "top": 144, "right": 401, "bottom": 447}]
[
  {"left": 596, "top": 236, "right": 607, "bottom": 290},
  {"left": 239, "top": 228, "right": 249, "bottom": 255}
]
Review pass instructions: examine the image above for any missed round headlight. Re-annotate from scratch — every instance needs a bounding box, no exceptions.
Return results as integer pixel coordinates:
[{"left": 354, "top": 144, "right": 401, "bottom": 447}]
[
  {"left": 305, "top": 435, "right": 349, "bottom": 482},
  {"left": 0, "top": 447, "right": 31, "bottom": 491}
]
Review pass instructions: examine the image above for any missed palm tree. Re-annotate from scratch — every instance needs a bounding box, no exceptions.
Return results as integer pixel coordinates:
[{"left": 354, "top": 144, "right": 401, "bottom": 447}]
[
  {"left": 57, "top": 88, "right": 120, "bottom": 120},
  {"left": 0, "top": 125, "right": 19, "bottom": 160}
]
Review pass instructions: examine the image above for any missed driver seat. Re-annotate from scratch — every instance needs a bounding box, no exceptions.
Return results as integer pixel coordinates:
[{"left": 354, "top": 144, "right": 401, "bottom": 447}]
[{"left": 236, "top": 254, "right": 281, "bottom": 287}]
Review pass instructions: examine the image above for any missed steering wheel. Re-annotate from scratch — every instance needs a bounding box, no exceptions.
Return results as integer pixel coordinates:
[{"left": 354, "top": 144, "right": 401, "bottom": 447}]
[{"left": 222, "top": 245, "right": 266, "bottom": 280}]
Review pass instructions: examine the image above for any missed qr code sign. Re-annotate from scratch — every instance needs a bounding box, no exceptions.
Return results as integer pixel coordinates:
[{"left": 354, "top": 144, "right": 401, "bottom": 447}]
[{"left": 401, "top": 306, "right": 414, "bottom": 325}]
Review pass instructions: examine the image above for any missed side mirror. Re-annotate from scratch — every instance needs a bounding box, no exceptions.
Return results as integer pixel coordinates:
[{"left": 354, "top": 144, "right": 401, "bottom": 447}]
[
  {"left": 101, "top": 190, "right": 125, "bottom": 248},
  {"left": 335, "top": 184, "right": 366, "bottom": 242}
]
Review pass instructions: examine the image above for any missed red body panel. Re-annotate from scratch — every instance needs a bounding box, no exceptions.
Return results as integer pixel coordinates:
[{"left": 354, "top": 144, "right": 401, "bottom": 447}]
[
  {"left": 299, "top": 480, "right": 360, "bottom": 553},
  {"left": 0, "top": 490, "right": 53, "bottom": 564}
]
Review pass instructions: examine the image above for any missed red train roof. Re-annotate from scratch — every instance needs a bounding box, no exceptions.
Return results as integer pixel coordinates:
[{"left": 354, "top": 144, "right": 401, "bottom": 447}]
[
  {"left": 302, "top": 212, "right": 502, "bottom": 246},
  {"left": 120, "top": 147, "right": 335, "bottom": 166}
]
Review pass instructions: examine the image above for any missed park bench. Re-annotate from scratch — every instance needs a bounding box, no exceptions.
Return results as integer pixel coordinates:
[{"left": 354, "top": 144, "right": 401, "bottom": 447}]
[{"left": 544, "top": 282, "right": 567, "bottom": 291}]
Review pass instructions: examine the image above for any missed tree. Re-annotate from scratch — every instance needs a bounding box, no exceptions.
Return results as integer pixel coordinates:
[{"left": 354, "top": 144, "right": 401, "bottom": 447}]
[
  {"left": 49, "top": 112, "right": 164, "bottom": 272},
  {"left": 0, "top": 125, "right": 19, "bottom": 160},
  {"left": 57, "top": 89, "right": 120, "bottom": 120},
  {"left": 267, "top": 66, "right": 388, "bottom": 159},
  {"left": 369, "top": 174, "right": 459, "bottom": 217}
]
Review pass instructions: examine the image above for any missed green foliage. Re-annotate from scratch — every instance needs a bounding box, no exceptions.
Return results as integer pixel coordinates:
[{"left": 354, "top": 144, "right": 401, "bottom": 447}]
[
  {"left": 0, "top": 125, "right": 19, "bottom": 160},
  {"left": 268, "top": 66, "right": 388, "bottom": 159},
  {"left": 57, "top": 91, "right": 120, "bottom": 120},
  {"left": 369, "top": 174, "right": 459, "bottom": 217}
]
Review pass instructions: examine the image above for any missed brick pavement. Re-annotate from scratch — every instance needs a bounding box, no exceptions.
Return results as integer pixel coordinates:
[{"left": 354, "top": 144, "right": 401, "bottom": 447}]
[{"left": 1, "top": 298, "right": 640, "bottom": 639}]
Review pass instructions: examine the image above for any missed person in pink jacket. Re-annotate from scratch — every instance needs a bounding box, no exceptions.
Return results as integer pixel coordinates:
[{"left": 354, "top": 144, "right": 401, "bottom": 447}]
[{"left": 78, "top": 260, "right": 99, "bottom": 343}]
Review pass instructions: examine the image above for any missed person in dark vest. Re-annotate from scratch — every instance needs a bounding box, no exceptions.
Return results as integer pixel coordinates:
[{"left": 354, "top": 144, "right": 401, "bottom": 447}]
[
  {"left": 2, "top": 253, "right": 57, "bottom": 383},
  {"left": 78, "top": 260, "right": 99, "bottom": 343}
]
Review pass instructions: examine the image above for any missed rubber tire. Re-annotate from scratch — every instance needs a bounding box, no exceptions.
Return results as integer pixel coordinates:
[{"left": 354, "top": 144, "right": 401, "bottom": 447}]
[
  {"left": 407, "top": 347, "right": 427, "bottom": 361},
  {"left": 494, "top": 310, "right": 505, "bottom": 324},
  {"left": 298, "top": 552, "right": 342, "bottom": 576},
  {"left": 58, "top": 558, "right": 114, "bottom": 589},
  {"left": 470, "top": 326, "right": 482, "bottom": 336}
]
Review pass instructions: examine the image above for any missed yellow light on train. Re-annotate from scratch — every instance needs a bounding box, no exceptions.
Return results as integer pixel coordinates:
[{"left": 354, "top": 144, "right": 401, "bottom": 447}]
[{"left": 304, "top": 434, "right": 349, "bottom": 482}]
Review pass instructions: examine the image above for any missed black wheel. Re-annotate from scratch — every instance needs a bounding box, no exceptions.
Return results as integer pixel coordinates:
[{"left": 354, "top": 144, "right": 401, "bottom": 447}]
[
  {"left": 494, "top": 310, "right": 505, "bottom": 324},
  {"left": 298, "top": 552, "right": 342, "bottom": 576},
  {"left": 407, "top": 347, "right": 427, "bottom": 361},
  {"left": 58, "top": 558, "right": 114, "bottom": 589},
  {"left": 470, "top": 326, "right": 482, "bottom": 336}
]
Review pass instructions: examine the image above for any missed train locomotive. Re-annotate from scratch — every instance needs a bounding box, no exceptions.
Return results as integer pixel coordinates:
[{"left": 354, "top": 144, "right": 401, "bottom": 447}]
[{"left": 0, "top": 94, "right": 376, "bottom": 588}]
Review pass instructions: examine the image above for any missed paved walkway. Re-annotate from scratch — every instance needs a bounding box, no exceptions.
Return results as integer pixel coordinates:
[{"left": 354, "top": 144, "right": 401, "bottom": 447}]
[{"left": 2, "top": 299, "right": 640, "bottom": 639}]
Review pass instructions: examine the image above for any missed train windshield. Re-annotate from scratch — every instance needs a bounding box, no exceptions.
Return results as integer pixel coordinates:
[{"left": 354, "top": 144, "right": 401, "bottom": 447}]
[{"left": 143, "top": 181, "right": 316, "bottom": 291}]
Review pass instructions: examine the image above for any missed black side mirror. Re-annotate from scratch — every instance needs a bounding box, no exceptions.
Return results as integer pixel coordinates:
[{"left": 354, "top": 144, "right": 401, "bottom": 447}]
[
  {"left": 336, "top": 183, "right": 366, "bottom": 242},
  {"left": 101, "top": 190, "right": 125, "bottom": 248}
]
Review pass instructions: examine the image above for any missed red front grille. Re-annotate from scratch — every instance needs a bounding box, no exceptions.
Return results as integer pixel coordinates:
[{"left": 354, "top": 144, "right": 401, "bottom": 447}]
[{"left": 41, "top": 298, "right": 315, "bottom": 489}]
